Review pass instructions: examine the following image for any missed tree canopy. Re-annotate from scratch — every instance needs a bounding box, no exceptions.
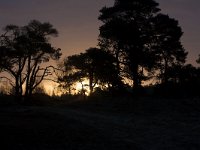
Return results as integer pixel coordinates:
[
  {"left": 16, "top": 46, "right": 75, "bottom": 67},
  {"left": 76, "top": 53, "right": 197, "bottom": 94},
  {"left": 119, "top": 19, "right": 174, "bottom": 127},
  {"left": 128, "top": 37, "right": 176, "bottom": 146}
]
[
  {"left": 60, "top": 47, "right": 120, "bottom": 95},
  {"left": 98, "top": 0, "right": 187, "bottom": 90},
  {"left": 0, "top": 20, "right": 61, "bottom": 100},
  {"left": 0, "top": 1, "right": 198, "bottom": 99},
  {"left": 197, "top": 54, "right": 200, "bottom": 64}
]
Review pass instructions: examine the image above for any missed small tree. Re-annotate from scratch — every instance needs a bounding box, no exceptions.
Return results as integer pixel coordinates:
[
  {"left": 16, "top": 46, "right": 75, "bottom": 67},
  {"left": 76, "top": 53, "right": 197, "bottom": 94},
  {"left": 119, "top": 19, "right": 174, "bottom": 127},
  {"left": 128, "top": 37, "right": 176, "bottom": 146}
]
[{"left": 62, "top": 48, "right": 120, "bottom": 95}]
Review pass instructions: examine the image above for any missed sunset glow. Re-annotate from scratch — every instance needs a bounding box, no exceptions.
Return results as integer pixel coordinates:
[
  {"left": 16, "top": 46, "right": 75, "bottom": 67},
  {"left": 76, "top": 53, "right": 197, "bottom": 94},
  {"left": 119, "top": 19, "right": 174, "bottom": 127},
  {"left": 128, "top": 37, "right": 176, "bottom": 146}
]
[
  {"left": 44, "top": 84, "right": 55, "bottom": 96},
  {"left": 42, "top": 79, "right": 91, "bottom": 96},
  {"left": 74, "top": 80, "right": 90, "bottom": 95},
  {"left": 0, "top": 1, "right": 199, "bottom": 149}
]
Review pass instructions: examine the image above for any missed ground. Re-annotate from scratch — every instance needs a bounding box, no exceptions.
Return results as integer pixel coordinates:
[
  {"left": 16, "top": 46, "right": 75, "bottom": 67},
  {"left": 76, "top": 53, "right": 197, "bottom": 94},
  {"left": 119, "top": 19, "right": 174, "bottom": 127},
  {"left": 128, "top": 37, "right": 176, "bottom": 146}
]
[{"left": 0, "top": 97, "right": 200, "bottom": 150}]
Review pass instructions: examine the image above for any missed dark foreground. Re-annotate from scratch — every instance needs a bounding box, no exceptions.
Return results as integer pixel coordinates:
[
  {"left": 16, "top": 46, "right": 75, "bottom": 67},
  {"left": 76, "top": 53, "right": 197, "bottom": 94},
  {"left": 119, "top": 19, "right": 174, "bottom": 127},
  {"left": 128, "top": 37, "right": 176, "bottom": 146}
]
[{"left": 0, "top": 97, "right": 200, "bottom": 150}]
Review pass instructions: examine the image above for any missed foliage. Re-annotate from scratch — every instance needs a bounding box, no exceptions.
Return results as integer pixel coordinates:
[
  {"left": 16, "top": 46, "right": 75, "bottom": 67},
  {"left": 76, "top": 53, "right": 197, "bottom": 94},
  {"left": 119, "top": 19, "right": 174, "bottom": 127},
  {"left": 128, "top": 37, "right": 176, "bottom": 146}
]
[
  {"left": 98, "top": 0, "right": 187, "bottom": 90},
  {"left": 60, "top": 47, "right": 121, "bottom": 95},
  {"left": 151, "top": 14, "right": 188, "bottom": 83},
  {"left": 197, "top": 54, "right": 200, "bottom": 64},
  {"left": 0, "top": 1, "right": 197, "bottom": 99},
  {"left": 0, "top": 20, "right": 61, "bottom": 100},
  {"left": 151, "top": 64, "right": 200, "bottom": 97}
]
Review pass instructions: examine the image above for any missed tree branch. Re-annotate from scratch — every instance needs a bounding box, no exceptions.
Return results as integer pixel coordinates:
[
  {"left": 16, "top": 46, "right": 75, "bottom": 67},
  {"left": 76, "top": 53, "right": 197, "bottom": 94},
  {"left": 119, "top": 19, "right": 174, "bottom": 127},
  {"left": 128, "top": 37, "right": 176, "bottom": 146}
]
[{"left": 0, "top": 76, "right": 14, "bottom": 87}]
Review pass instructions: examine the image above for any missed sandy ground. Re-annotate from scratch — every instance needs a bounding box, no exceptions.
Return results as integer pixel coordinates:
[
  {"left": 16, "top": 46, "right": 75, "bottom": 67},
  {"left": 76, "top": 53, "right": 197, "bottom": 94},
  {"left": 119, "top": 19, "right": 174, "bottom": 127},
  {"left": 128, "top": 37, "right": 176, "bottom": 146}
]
[{"left": 1, "top": 98, "right": 200, "bottom": 150}]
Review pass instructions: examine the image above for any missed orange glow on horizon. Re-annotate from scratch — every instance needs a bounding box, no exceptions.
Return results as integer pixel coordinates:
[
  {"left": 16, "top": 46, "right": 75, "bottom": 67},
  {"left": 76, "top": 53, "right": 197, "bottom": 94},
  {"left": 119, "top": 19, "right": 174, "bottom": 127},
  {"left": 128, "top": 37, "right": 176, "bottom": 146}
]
[{"left": 43, "top": 79, "right": 90, "bottom": 96}]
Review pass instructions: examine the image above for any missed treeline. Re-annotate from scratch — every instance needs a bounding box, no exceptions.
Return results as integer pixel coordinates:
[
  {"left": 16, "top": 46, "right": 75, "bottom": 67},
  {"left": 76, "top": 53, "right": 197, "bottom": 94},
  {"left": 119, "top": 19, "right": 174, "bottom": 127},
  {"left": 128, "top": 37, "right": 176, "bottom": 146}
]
[
  {"left": 58, "top": 0, "right": 200, "bottom": 98},
  {"left": 0, "top": 0, "right": 200, "bottom": 101}
]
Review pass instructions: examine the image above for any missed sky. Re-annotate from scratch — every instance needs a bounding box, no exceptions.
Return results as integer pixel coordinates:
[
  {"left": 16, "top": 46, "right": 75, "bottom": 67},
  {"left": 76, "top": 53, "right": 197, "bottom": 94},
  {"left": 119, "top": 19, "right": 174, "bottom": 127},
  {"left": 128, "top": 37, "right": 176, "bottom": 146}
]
[{"left": 0, "top": 0, "right": 199, "bottom": 66}]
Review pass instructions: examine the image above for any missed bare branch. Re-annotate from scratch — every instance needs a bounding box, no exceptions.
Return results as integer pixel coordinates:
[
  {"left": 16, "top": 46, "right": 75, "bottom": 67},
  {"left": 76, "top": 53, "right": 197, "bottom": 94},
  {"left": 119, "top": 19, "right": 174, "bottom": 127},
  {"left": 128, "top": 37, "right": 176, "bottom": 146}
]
[
  {"left": 0, "top": 76, "right": 14, "bottom": 87},
  {"left": 32, "top": 65, "right": 56, "bottom": 89}
]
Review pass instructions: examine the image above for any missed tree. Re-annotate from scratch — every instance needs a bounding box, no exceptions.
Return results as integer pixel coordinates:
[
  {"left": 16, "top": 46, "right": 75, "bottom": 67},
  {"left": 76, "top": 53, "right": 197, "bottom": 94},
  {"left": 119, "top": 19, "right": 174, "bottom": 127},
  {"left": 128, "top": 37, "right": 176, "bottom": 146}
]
[
  {"left": 197, "top": 54, "right": 200, "bottom": 64},
  {"left": 62, "top": 47, "right": 120, "bottom": 95},
  {"left": 99, "top": 0, "right": 160, "bottom": 90},
  {"left": 0, "top": 20, "right": 61, "bottom": 100},
  {"left": 98, "top": 0, "right": 187, "bottom": 91},
  {"left": 151, "top": 14, "right": 188, "bottom": 83},
  {"left": 168, "top": 64, "right": 200, "bottom": 96}
]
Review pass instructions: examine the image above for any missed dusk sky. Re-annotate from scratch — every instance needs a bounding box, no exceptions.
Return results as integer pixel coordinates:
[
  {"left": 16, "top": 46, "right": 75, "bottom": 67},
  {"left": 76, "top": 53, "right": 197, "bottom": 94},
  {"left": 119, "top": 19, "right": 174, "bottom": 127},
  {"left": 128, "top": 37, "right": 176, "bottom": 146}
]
[{"left": 0, "top": 0, "right": 199, "bottom": 65}]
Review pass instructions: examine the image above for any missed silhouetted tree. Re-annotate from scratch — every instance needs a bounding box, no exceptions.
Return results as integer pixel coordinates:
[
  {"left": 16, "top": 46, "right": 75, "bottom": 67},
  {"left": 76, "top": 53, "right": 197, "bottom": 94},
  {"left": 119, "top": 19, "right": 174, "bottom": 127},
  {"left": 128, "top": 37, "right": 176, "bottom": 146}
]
[
  {"left": 151, "top": 14, "right": 188, "bottom": 83},
  {"left": 58, "top": 72, "right": 83, "bottom": 95},
  {"left": 197, "top": 54, "right": 200, "bottom": 64},
  {"left": 156, "top": 64, "right": 200, "bottom": 97},
  {"left": 99, "top": 0, "right": 160, "bottom": 91},
  {"left": 98, "top": 0, "right": 187, "bottom": 92},
  {"left": 98, "top": 38, "right": 125, "bottom": 89},
  {"left": 0, "top": 20, "right": 61, "bottom": 100},
  {"left": 178, "top": 64, "right": 200, "bottom": 96},
  {"left": 62, "top": 48, "right": 120, "bottom": 94}
]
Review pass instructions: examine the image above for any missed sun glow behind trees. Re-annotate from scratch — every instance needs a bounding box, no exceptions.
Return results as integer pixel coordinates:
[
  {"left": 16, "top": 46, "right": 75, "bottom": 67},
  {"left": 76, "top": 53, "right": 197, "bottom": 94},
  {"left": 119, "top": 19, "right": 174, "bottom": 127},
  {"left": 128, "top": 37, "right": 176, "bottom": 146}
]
[
  {"left": 42, "top": 79, "right": 91, "bottom": 96},
  {"left": 1, "top": 0, "right": 199, "bottom": 99}
]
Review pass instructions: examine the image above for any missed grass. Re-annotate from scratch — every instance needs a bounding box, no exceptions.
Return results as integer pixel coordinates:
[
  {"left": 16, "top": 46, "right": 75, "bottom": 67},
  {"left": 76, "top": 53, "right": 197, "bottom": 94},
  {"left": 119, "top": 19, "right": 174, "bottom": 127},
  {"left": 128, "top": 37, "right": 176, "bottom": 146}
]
[
  {"left": 0, "top": 106, "right": 138, "bottom": 150},
  {"left": 0, "top": 94, "right": 200, "bottom": 149}
]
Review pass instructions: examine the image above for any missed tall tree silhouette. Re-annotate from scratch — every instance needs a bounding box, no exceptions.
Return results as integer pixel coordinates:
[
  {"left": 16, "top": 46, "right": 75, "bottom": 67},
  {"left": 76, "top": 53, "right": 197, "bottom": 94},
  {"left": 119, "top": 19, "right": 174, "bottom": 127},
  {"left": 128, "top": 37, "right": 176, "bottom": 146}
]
[
  {"left": 98, "top": 0, "right": 187, "bottom": 91},
  {"left": 99, "top": 0, "right": 160, "bottom": 91},
  {"left": 0, "top": 20, "right": 61, "bottom": 100}
]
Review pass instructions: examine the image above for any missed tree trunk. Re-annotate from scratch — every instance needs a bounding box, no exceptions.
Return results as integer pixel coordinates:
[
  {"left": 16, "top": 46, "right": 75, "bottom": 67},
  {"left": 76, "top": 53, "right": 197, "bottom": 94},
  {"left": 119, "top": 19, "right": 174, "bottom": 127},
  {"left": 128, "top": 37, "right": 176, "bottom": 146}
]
[
  {"left": 115, "top": 48, "right": 124, "bottom": 89},
  {"left": 14, "top": 78, "right": 22, "bottom": 102},
  {"left": 131, "top": 64, "right": 142, "bottom": 96},
  {"left": 163, "top": 58, "right": 169, "bottom": 84},
  {"left": 25, "top": 56, "right": 31, "bottom": 100},
  {"left": 89, "top": 72, "right": 94, "bottom": 95}
]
